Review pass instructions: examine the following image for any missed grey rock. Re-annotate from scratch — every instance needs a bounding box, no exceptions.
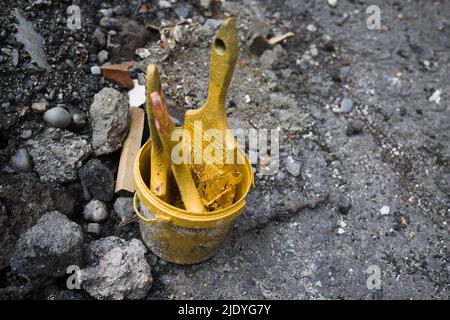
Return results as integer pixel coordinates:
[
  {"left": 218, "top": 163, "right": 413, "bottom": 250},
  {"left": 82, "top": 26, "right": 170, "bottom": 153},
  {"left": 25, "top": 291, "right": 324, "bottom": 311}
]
[
  {"left": 98, "top": 8, "right": 113, "bottom": 17},
  {"left": 114, "top": 197, "right": 133, "bottom": 220},
  {"left": 10, "top": 211, "right": 83, "bottom": 278},
  {"left": 90, "top": 88, "right": 130, "bottom": 155},
  {"left": 13, "top": 9, "right": 50, "bottom": 70},
  {"left": 260, "top": 45, "right": 289, "bottom": 70},
  {"left": 340, "top": 98, "right": 353, "bottom": 113},
  {"left": 44, "top": 106, "right": 72, "bottom": 128},
  {"left": 112, "top": 5, "right": 123, "bottom": 15},
  {"left": 77, "top": 236, "right": 152, "bottom": 300},
  {"left": 12, "top": 48, "right": 19, "bottom": 67},
  {"left": 26, "top": 128, "right": 91, "bottom": 183},
  {"left": 90, "top": 66, "right": 101, "bottom": 75},
  {"left": 99, "top": 16, "right": 121, "bottom": 30},
  {"left": 146, "top": 253, "right": 158, "bottom": 267},
  {"left": 204, "top": 19, "right": 224, "bottom": 31},
  {"left": 79, "top": 159, "right": 114, "bottom": 202},
  {"left": 11, "top": 148, "right": 32, "bottom": 172},
  {"left": 93, "top": 27, "right": 106, "bottom": 47},
  {"left": 70, "top": 109, "right": 87, "bottom": 127},
  {"left": 336, "top": 197, "right": 351, "bottom": 215},
  {"left": 82, "top": 183, "right": 92, "bottom": 201},
  {"left": 87, "top": 223, "right": 101, "bottom": 235},
  {"left": 284, "top": 156, "right": 301, "bottom": 177},
  {"left": 158, "top": 0, "right": 172, "bottom": 8},
  {"left": 97, "top": 50, "right": 109, "bottom": 65},
  {"left": 20, "top": 129, "right": 32, "bottom": 139},
  {"left": 83, "top": 199, "right": 108, "bottom": 222},
  {"left": 174, "top": 3, "right": 192, "bottom": 18}
]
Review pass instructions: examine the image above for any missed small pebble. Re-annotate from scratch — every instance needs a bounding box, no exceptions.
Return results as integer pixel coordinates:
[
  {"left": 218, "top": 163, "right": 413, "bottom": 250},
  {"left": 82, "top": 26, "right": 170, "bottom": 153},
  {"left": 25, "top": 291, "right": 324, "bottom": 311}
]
[
  {"left": 91, "top": 66, "right": 101, "bottom": 75},
  {"left": 158, "top": 0, "right": 172, "bottom": 9},
  {"left": 31, "top": 101, "right": 48, "bottom": 112},
  {"left": 97, "top": 50, "right": 109, "bottom": 65},
  {"left": 284, "top": 156, "right": 301, "bottom": 177},
  {"left": 113, "top": 197, "right": 134, "bottom": 221},
  {"left": 328, "top": 0, "right": 338, "bottom": 7},
  {"left": 70, "top": 109, "right": 87, "bottom": 127},
  {"left": 380, "top": 206, "right": 390, "bottom": 215},
  {"left": 429, "top": 89, "right": 441, "bottom": 105},
  {"left": 337, "top": 197, "right": 351, "bottom": 215},
  {"left": 20, "top": 129, "right": 32, "bottom": 140},
  {"left": 11, "top": 148, "right": 32, "bottom": 172},
  {"left": 306, "top": 24, "right": 317, "bottom": 32},
  {"left": 83, "top": 199, "right": 109, "bottom": 222},
  {"left": 338, "top": 220, "right": 347, "bottom": 228},
  {"left": 146, "top": 253, "right": 158, "bottom": 267},
  {"left": 86, "top": 223, "right": 101, "bottom": 235},
  {"left": 43, "top": 106, "right": 72, "bottom": 128},
  {"left": 244, "top": 95, "right": 251, "bottom": 104},
  {"left": 340, "top": 98, "right": 353, "bottom": 113}
]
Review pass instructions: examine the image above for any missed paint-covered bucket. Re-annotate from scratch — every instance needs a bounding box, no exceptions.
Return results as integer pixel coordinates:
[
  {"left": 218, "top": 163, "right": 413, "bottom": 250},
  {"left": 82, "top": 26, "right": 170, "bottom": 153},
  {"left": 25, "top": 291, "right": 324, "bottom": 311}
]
[{"left": 133, "top": 140, "right": 253, "bottom": 265}]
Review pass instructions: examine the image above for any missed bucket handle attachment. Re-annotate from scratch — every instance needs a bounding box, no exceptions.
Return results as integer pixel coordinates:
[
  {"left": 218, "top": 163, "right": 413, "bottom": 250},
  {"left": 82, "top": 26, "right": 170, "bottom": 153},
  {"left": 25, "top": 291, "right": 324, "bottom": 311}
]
[{"left": 133, "top": 193, "right": 171, "bottom": 223}]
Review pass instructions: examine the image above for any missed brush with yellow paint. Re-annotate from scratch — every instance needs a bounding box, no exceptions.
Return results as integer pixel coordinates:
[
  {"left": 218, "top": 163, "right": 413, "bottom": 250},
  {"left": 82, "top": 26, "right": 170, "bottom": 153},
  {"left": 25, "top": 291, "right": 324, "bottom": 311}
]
[
  {"left": 183, "top": 18, "right": 243, "bottom": 211},
  {"left": 149, "top": 90, "right": 205, "bottom": 213},
  {"left": 145, "top": 65, "right": 171, "bottom": 201}
]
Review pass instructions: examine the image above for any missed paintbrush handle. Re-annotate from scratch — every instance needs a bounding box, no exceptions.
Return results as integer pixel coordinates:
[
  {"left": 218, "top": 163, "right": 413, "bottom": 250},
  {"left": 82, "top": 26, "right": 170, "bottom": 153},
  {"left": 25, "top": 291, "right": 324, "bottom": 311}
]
[
  {"left": 205, "top": 18, "right": 238, "bottom": 113},
  {"left": 146, "top": 65, "right": 171, "bottom": 200},
  {"left": 150, "top": 92, "right": 205, "bottom": 213}
]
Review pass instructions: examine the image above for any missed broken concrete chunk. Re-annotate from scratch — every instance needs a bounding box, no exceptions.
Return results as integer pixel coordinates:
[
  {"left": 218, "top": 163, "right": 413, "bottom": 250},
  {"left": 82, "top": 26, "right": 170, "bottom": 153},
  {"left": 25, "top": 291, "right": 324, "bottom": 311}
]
[
  {"left": 77, "top": 236, "right": 152, "bottom": 300},
  {"left": 79, "top": 159, "right": 114, "bottom": 202},
  {"left": 26, "top": 128, "right": 91, "bottom": 183},
  {"left": 10, "top": 211, "right": 83, "bottom": 278},
  {"left": 90, "top": 88, "right": 130, "bottom": 156}
]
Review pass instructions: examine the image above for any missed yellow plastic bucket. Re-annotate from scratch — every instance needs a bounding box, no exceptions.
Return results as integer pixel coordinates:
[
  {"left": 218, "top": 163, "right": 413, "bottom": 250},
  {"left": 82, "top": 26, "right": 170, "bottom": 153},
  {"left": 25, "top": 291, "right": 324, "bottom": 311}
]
[{"left": 133, "top": 140, "right": 253, "bottom": 265}]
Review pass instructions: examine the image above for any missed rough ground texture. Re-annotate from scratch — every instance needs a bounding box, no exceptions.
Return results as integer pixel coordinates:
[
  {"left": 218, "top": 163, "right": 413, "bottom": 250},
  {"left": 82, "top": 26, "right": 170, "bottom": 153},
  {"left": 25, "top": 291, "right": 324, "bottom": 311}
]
[{"left": 0, "top": 0, "right": 448, "bottom": 300}]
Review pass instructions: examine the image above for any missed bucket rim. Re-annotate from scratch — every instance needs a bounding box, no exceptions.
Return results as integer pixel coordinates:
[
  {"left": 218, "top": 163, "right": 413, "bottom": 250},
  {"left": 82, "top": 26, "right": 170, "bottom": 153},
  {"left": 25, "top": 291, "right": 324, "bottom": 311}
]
[{"left": 133, "top": 139, "right": 253, "bottom": 223}]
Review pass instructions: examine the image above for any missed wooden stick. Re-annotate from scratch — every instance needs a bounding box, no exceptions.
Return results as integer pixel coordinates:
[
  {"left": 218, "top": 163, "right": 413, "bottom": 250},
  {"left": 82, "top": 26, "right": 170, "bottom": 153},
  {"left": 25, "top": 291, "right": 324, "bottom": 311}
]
[
  {"left": 268, "top": 32, "right": 295, "bottom": 46},
  {"left": 115, "top": 107, "right": 145, "bottom": 196}
]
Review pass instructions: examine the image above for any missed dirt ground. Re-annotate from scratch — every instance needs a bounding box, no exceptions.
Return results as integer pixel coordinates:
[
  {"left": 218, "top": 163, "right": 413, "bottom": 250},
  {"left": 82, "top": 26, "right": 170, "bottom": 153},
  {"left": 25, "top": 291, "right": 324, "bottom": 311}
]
[{"left": 0, "top": 0, "right": 448, "bottom": 299}]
